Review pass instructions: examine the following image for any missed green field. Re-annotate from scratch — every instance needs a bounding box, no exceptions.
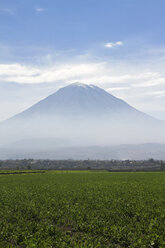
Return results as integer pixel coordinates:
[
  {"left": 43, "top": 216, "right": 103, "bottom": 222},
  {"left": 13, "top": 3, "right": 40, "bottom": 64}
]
[{"left": 0, "top": 171, "right": 165, "bottom": 247}]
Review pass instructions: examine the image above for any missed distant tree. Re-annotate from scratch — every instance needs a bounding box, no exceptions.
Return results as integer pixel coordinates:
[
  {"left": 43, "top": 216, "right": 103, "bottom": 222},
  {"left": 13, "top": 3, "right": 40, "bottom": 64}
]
[
  {"left": 27, "top": 165, "right": 31, "bottom": 170},
  {"left": 148, "top": 158, "right": 155, "bottom": 163},
  {"left": 160, "top": 161, "right": 165, "bottom": 171}
]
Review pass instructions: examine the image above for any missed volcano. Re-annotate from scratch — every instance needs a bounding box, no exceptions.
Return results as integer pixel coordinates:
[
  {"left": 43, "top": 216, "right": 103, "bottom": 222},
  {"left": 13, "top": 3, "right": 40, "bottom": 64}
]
[{"left": 0, "top": 83, "right": 164, "bottom": 150}]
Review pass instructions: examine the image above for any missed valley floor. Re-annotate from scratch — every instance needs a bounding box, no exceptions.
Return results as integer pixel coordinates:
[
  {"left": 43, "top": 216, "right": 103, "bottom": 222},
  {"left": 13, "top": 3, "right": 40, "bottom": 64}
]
[{"left": 0, "top": 171, "right": 165, "bottom": 247}]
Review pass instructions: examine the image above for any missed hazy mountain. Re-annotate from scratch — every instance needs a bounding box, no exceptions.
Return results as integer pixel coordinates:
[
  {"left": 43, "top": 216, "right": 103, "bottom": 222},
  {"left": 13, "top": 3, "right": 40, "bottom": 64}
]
[
  {"left": 8, "top": 82, "right": 156, "bottom": 120},
  {"left": 1, "top": 143, "right": 165, "bottom": 160},
  {"left": 0, "top": 83, "right": 165, "bottom": 156}
]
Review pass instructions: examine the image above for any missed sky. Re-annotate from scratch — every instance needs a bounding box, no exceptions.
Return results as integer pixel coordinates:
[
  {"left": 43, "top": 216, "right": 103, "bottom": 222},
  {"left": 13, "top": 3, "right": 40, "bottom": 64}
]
[{"left": 1, "top": 0, "right": 165, "bottom": 121}]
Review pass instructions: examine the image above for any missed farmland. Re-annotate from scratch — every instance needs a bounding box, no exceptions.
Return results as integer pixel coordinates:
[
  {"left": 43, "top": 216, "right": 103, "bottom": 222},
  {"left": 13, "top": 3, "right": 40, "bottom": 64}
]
[{"left": 0, "top": 171, "right": 165, "bottom": 247}]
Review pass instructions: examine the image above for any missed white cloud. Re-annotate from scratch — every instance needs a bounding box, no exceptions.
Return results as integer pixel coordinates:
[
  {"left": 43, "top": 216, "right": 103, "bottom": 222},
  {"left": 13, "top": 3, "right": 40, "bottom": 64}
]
[
  {"left": 104, "top": 41, "right": 123, "bottom": 48},
  {"left": 0, "top": 62, "right": 105, "bottom": 84},
  {"left": 0, "top": 61, "right": 165, "bottom": 89},
  {"left": 107, "top": 87, "right": 130, "bottom": 92},
  {"left": 144, "top": 91, "right": 165, "bottom": 98},
  {"left": 35, "top": 7, "right": 45, "bottom": 12}
]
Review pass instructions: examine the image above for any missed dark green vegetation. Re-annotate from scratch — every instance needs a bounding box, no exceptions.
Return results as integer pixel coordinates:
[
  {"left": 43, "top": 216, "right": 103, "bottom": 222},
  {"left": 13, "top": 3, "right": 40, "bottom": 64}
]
[
  {"left": 0, "top": 171, "right": 165, "bottom": 247},
  {"left": 0, "top": 158, "right": 165, "bottom": 171}
]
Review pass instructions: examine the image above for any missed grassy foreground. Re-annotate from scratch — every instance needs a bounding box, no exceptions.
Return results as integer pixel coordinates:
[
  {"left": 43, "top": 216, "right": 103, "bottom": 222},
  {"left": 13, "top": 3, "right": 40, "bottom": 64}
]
[{"left": 0, "top": 171, "right": 165, "bottom": 247}]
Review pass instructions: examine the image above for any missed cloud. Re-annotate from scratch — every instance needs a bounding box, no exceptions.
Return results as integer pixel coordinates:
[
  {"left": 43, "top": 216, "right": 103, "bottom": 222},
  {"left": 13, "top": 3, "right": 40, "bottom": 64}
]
[
  {"left": 0, "top": 62, "right": 106, "bottom": 84},
  {"left": 104, "top": 41, "right": 123, "bottom": 48},
  {"left": 144, "top": 91, "right": 165, "bottom": 98},
  {"left": 0, "top": 61, "right": 165, "bottom": 89},
  {"left": 0, "top": 62, "right": 144, "bottom": 86},
  {"left": 35, "top": 7, "right": 45, "bottom": 12},
  {"left": 107, "top": 87, "right": 130, "bottom": 92}
]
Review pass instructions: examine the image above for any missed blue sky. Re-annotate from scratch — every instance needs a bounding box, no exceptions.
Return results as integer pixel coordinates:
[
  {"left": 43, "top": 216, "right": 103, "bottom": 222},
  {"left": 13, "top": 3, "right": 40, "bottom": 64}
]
[
  {"left": 1, "top": 0, "right": 165, "bottom": 51},
  {"left": 1, "top": 0, "right": 165, "bottom": 121}
]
